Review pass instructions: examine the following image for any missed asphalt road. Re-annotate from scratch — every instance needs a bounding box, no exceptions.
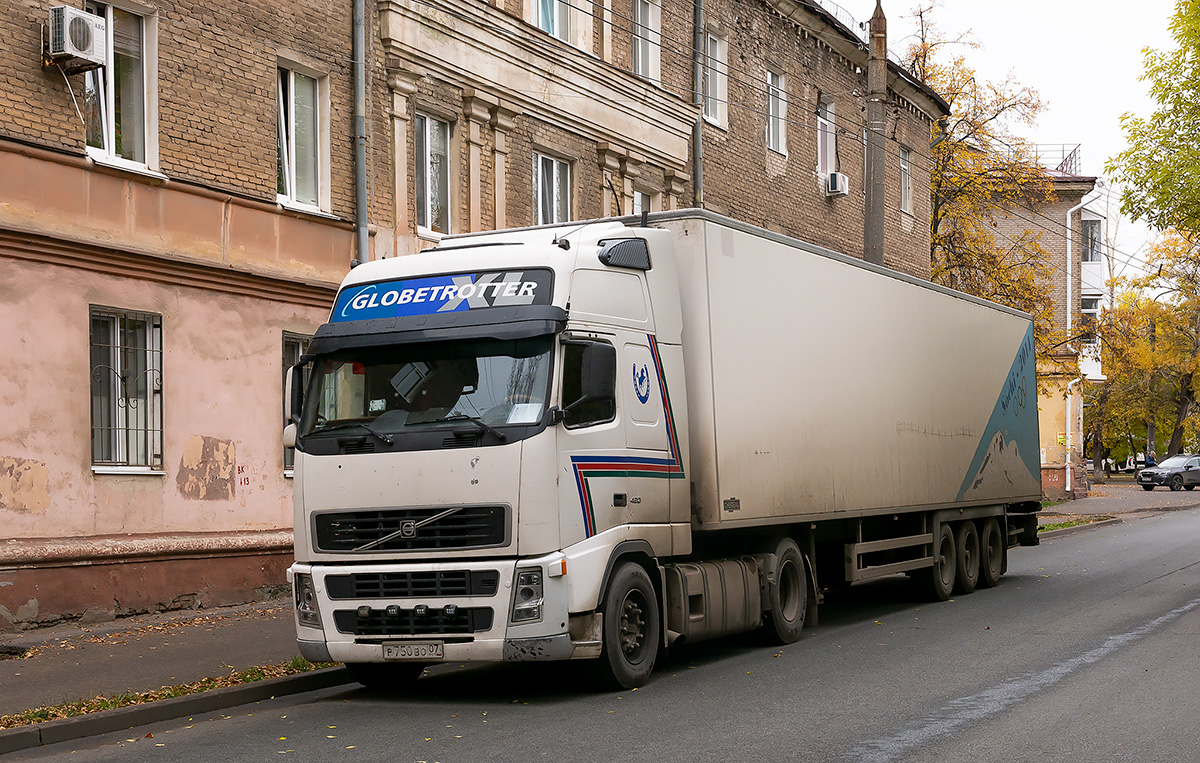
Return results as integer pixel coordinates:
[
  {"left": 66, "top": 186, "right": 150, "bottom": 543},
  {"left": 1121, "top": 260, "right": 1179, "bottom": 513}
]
[{"left": 10, "top": 508, "right": 1200, "bottom": 763}]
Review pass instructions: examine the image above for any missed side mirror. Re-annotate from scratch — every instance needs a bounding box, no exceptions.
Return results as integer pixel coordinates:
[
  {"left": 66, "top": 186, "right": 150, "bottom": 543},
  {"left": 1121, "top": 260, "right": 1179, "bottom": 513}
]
[
  {"left": 287, "top": 363, "right": 305, "bottom": 425},
  {"left": 283, "top": 422, "right": 297, "bottom": 448}
]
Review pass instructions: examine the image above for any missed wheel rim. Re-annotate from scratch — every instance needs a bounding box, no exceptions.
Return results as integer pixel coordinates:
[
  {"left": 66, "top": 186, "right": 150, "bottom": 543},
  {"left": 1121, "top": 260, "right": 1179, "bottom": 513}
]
[
  {"left": 1173, "top": 476, "right": 1183, "bottom": 489},
  {"left": 963, "top": 534, "right": 976, "bottom": 574},
  {"left": 619, "top": 589, "right": 650, "bottom": 663},
  {"left": 937, "top": 534, "right": 955, "bottom": 587},
  {"left": 778, "top": 558, "right": 802, "bottom": 622},
  {"left": 985, "top": 526, "right": 1002, "bottom": 571}
]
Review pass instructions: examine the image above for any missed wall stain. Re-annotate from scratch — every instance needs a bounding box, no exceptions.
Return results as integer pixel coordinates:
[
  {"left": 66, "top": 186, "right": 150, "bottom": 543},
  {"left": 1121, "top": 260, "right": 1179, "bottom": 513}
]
[
  {"left": 176, "top": 435, "right": 236, "bottom": 500},
  {"left": 0, "top": 456, "right": 51, "bottom": 514}
]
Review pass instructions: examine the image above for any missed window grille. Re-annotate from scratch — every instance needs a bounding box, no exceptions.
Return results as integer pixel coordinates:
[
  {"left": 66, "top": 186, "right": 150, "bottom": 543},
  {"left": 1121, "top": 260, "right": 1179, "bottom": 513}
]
[{"left": 90, "top": 308, "right": 162, "bottom": 468}]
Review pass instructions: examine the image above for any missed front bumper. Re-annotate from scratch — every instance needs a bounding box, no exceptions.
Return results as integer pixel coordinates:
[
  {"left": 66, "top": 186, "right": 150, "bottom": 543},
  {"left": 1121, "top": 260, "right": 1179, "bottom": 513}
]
[
  {"left": 1137, "top": 471, "right": 1168, "bottom": 486},
  {"left": 290, "top": 554, "right": 587, "bottom": 664}
]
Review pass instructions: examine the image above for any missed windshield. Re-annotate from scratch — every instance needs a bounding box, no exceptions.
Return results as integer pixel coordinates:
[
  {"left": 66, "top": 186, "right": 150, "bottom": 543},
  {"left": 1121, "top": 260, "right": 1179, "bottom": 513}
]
[
  {"left": 1157, "top": 455, "right": 1189, "bottom": 469},
  {"left": 302, "top": 336, "right": 553, "bottom": 436}
]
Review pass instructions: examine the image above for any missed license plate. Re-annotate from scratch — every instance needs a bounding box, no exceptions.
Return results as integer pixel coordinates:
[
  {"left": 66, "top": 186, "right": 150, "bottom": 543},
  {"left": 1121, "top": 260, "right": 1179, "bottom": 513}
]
[{"left": 383, "top": 642, "right": 443, "bottom": 660}]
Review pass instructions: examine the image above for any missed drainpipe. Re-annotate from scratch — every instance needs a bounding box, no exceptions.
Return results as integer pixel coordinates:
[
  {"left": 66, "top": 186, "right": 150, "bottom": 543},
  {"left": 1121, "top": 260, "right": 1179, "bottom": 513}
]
[
  {"left": 352, "top": 0, "right": 369, "bottom": 267},
  {"left": 1066, "top": 376, "right": 1083, "bottom": 495},
  {"left": 692, "top": 0, "right": 704, "bottom": 206}
]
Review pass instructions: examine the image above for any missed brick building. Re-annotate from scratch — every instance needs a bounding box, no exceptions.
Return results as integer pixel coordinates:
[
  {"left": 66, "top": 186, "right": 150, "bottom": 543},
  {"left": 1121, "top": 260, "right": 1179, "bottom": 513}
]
[
  {"left": 0, "top": 0, "right": 393, "bottom": 628},
  {"left": 1, "top": 0, "right": 948, "bottom": 628},
  {"left": 380, "top": 0, "right": 949, "bottom": 276}
]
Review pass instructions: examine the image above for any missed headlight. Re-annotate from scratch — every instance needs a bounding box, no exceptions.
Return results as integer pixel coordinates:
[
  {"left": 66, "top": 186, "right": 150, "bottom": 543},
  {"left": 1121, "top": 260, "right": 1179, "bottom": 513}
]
[
  {"left": 510, "top": 567, "right": 544, "bottom": 624},
  {"left": 294, "top": 573, "right": 322, "bottom": 628}
]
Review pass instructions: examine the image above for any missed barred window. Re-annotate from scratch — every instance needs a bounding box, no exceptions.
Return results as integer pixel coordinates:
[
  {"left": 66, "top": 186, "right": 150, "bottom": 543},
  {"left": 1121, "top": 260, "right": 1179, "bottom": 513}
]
[
  {"left": 90, "top": 307, "right": 163, "bottom": 469},
  {"left": 283, "top": 332, "right": 311, "bottom": 472}
]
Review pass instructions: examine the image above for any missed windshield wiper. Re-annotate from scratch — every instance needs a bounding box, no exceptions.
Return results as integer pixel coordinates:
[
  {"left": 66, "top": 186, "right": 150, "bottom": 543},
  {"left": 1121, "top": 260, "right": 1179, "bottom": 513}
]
[
  {"left": 312, "top": 421, "right": 394, "bottom": 445},
  {"left": 436, "top": 414, "right": 507, "bottom": 442}
]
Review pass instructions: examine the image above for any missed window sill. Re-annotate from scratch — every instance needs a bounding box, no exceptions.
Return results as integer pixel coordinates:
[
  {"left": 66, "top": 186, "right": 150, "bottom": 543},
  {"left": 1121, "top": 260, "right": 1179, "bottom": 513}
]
[
  {"left": 92, "top": 466, "right": 167, "bottom": 476},
  {"left": 702, "top": 115, "right": 729, "bottom": 132},
  {"left": 768, "top": 147, "right": 788, "bottom": 158},
  {"left": 284, "top": 469, "right": 295, "bottom": 480},
  {"left": 416, "top": 228, "right": 448, "bottom": 243},
  {"left": 277, "top": 197, "right": 339, "bottom": 220},
  {"left": 86, "top": 152, "right": 168, "bottom": 182}
]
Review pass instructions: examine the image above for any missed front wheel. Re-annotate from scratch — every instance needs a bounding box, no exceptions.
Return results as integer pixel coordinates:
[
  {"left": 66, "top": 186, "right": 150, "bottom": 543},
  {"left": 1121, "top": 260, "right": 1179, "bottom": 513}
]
[
  {"left": 593, "top": 562, "right": 660, "bottom": 690},
  {"left": 1142, "top": 485, "right": 1155, "bottom": 491},
  {"left": 1170, "top": 475, "right": 1184, "bottom": 491}
]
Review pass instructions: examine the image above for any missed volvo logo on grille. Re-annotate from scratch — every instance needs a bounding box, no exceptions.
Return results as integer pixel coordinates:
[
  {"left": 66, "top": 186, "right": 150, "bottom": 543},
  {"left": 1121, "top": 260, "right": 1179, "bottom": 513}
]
[{"left": 399, "top": 521, "right": 417, "bottom": 538}]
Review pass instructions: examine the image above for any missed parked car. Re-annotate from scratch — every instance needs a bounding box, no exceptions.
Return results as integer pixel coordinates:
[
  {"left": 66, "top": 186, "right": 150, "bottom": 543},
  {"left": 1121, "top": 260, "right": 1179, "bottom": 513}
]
[{"left": 1137, "top": 454, "right": 1200, "bottom": 491}]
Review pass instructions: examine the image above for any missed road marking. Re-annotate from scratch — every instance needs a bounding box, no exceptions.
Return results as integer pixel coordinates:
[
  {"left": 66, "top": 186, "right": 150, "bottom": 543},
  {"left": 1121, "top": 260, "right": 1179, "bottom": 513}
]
[{"left": 851, "top": 594, "right": 1200, "bottom": 763}]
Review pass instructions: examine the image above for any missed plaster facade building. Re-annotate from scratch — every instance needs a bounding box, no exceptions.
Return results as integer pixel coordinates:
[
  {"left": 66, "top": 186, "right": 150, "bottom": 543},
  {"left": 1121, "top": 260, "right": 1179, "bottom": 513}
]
[
  {"left": 989, "top": 160, "right": 1103, "bottom": 501},
  {"left": 0, "top": 0, "right": 394, "bottom": 629},
  {"left": 2, "top": 0, "right": 948, "bottom": 628}
]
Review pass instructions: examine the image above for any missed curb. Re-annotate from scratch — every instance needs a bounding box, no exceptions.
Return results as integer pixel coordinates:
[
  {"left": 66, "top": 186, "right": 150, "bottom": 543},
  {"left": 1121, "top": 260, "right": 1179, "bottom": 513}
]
[
  {"left": 1039, "top": 517, "right": 1123, "bottom": 539},
  {"left": 0, "top": 666, "right": 354, "bottom": 755}
]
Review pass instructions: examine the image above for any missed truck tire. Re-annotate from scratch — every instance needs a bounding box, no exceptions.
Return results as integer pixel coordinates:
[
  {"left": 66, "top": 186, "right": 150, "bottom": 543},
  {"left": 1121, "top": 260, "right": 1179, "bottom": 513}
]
[
  {"left": 917, "top": 523, "right": 956, "bottom": 601},
  {"left": 979, "top": 517, "right": 1004, "bottom": 588},
  {"left": 953, "top": 521, "right": 980, "bottom": 594},
  {"left": 594, "top": 562, "right": 660, "bottom": 690},
  {"left": 346, "top": 662, "right": 425, "bottom": 690},
  {"left": 764, "top": 537, "right": 807, "bottom": 644}
]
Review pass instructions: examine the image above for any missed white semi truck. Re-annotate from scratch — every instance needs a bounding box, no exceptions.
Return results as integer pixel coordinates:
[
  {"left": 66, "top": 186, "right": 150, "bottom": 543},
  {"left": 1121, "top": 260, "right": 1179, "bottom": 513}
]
[{"left": 285, "top": 210, "right": 1041, "bottom": 689}]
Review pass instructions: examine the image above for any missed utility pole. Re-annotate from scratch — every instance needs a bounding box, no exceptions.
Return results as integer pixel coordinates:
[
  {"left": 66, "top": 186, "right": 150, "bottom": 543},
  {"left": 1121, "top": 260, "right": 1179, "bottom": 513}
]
[{"left": 863, "top": 0, "right": 887, "bottom": 267}]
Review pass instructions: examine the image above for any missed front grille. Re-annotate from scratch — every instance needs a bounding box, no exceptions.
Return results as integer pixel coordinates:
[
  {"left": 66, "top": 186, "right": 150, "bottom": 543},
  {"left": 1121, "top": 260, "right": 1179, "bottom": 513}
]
[
  {"left": 334, "top": 607, "right": 493, "bottom": 636},
  {"left": 325, "top": 570, "right": 501, "bottom": 599},
  {"left": 314, "top": 506, "right": 507, "bottom": 552}
]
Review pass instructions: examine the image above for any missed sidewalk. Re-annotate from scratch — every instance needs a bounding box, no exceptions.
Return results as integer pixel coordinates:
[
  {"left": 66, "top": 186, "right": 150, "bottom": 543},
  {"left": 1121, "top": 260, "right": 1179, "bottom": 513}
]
[
  {"left": 0, "top": 597, "right": 316, "bottom": 718},
  {"left": 1038, "top": 476, "right": 1200, "bottom": 525}
]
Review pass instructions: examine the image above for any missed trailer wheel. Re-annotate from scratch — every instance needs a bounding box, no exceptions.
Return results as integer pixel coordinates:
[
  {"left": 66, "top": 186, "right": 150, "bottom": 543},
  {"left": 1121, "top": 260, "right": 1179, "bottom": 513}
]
[
  {"left": 979, "top": 517, "right": 1004, "bottom": 588},
  {"left": 764, "top": 538, "right": 807, "bottom": 644},
  {"left": 594, "top": 562, "right": 660, "bottom": 690},
  {"left": 953, "top": 521, "right": 980, "bottom": 594},
  {"left": 917, "top": 524, "right": 956, "bottom": 601},
  {"left": 346, "top": 662, "right": 425, "bottom": 690}
]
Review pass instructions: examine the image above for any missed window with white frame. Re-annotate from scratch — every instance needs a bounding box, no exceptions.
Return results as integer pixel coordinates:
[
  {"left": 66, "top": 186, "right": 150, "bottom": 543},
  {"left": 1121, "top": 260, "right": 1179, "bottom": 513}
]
[
  {"left": 90, "top": 307, "right": 163, "bottom": 469},
  {"left": 703, "top": 32, "right": 728, "bottom": 127},
  {"left": 538, "top": 0, "right": 569, "bottom": 41},
  {"left": 1081, "top": 297, "right": 1101, "bottom": 347},
  {"left": 277, "top": 66, "right": 327, "bottom": 209},
  {"left": 632, "top": 0, "right": 661, "bottom": 80},
  {"left": 767, "top": 70, "right": 787, "bottom": 154},
  {"left": 415, "top": 114, "right": 451, "bottom": 235},
  {"left": 283, "top": 333, "right": 311, "bottom": 472},
  {"left": 1082, "top": 219, "right": 1102, "bottom": 262},
  {"left": 84, "top": 2, "right": 152, "bottom": 166},
  {"left": 817, "top": 96, "right": 836, "bottom": 175},
  {"left": 534, "top": 153, "right": 571, "bottom": 225},
  {"left": 899, "top": 147, "right": 912, "bottom": 214},
  {"left": 632, "top": 190, "right": 654, "bottom": 216}
]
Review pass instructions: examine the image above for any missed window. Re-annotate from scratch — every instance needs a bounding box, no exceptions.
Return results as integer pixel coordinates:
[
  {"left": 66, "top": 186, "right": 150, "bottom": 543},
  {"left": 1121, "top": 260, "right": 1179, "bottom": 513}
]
[
  {"left": 702, "top": 32, "right": 728, "bottom": 126},
  {"left": 632, "top": 190, "right": 653, "bottom": 216},
  {"left": 632, "top": 0, "right": 660, "bottom": 80},
  {"left": 1082, "top": 219, "right": 1102, "bottom": 262},
  {"left": 538, "top": 0, "right": 569, "bottom": 41},
  {"left": 84, "top": 2, "right": 150, "bottom": 165},
  {"left": 1081, "top": 298, "right": 1101, "bottom": 347},
  {"left": 90, "top": 307, "right": 162, "bottom": 469},
  {"left": 415, "top": 114, "right": 451, "bottom": 235},
  {"left": 534, "top": 153, "right": 571, "bottom": 225},
  {"left": 277, "top": 66, "right": 327, "bottom": 209},
  {"left": 283, "top": 333, "right": 311, "bottom": 472},
  {"left": 817, "top": 97, "right": 836, "bottom": 175},
  {"left": 562, "top": 342, "right": 616, "bottom": 428},
  {"left": 899, "top": 147, "right": 912, "bottom": 215},
  {"left": 767, "top": 70, "right": 787, "bottom": 154}
]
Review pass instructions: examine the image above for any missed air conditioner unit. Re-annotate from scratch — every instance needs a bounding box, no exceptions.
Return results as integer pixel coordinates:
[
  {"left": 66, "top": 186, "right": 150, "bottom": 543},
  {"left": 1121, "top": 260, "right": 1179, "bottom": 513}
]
[
  {"left": 826, "top": 171, "right": 850, "bottom": 198},
  {"left": 48, "top": 6, "right": 107, "bottom": 70}
]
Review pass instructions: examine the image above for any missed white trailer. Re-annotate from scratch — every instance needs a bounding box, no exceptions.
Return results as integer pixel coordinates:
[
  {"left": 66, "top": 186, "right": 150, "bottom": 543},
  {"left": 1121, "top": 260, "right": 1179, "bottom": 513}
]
[{"left": 286, "top": 210, "right": 1041, "bottom": 689}]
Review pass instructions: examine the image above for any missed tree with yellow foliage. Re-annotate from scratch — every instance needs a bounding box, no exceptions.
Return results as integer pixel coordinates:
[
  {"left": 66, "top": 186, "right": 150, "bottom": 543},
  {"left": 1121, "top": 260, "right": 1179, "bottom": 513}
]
[{"left": 905, "top": 5, "right": 1069, "bottom": 374}]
